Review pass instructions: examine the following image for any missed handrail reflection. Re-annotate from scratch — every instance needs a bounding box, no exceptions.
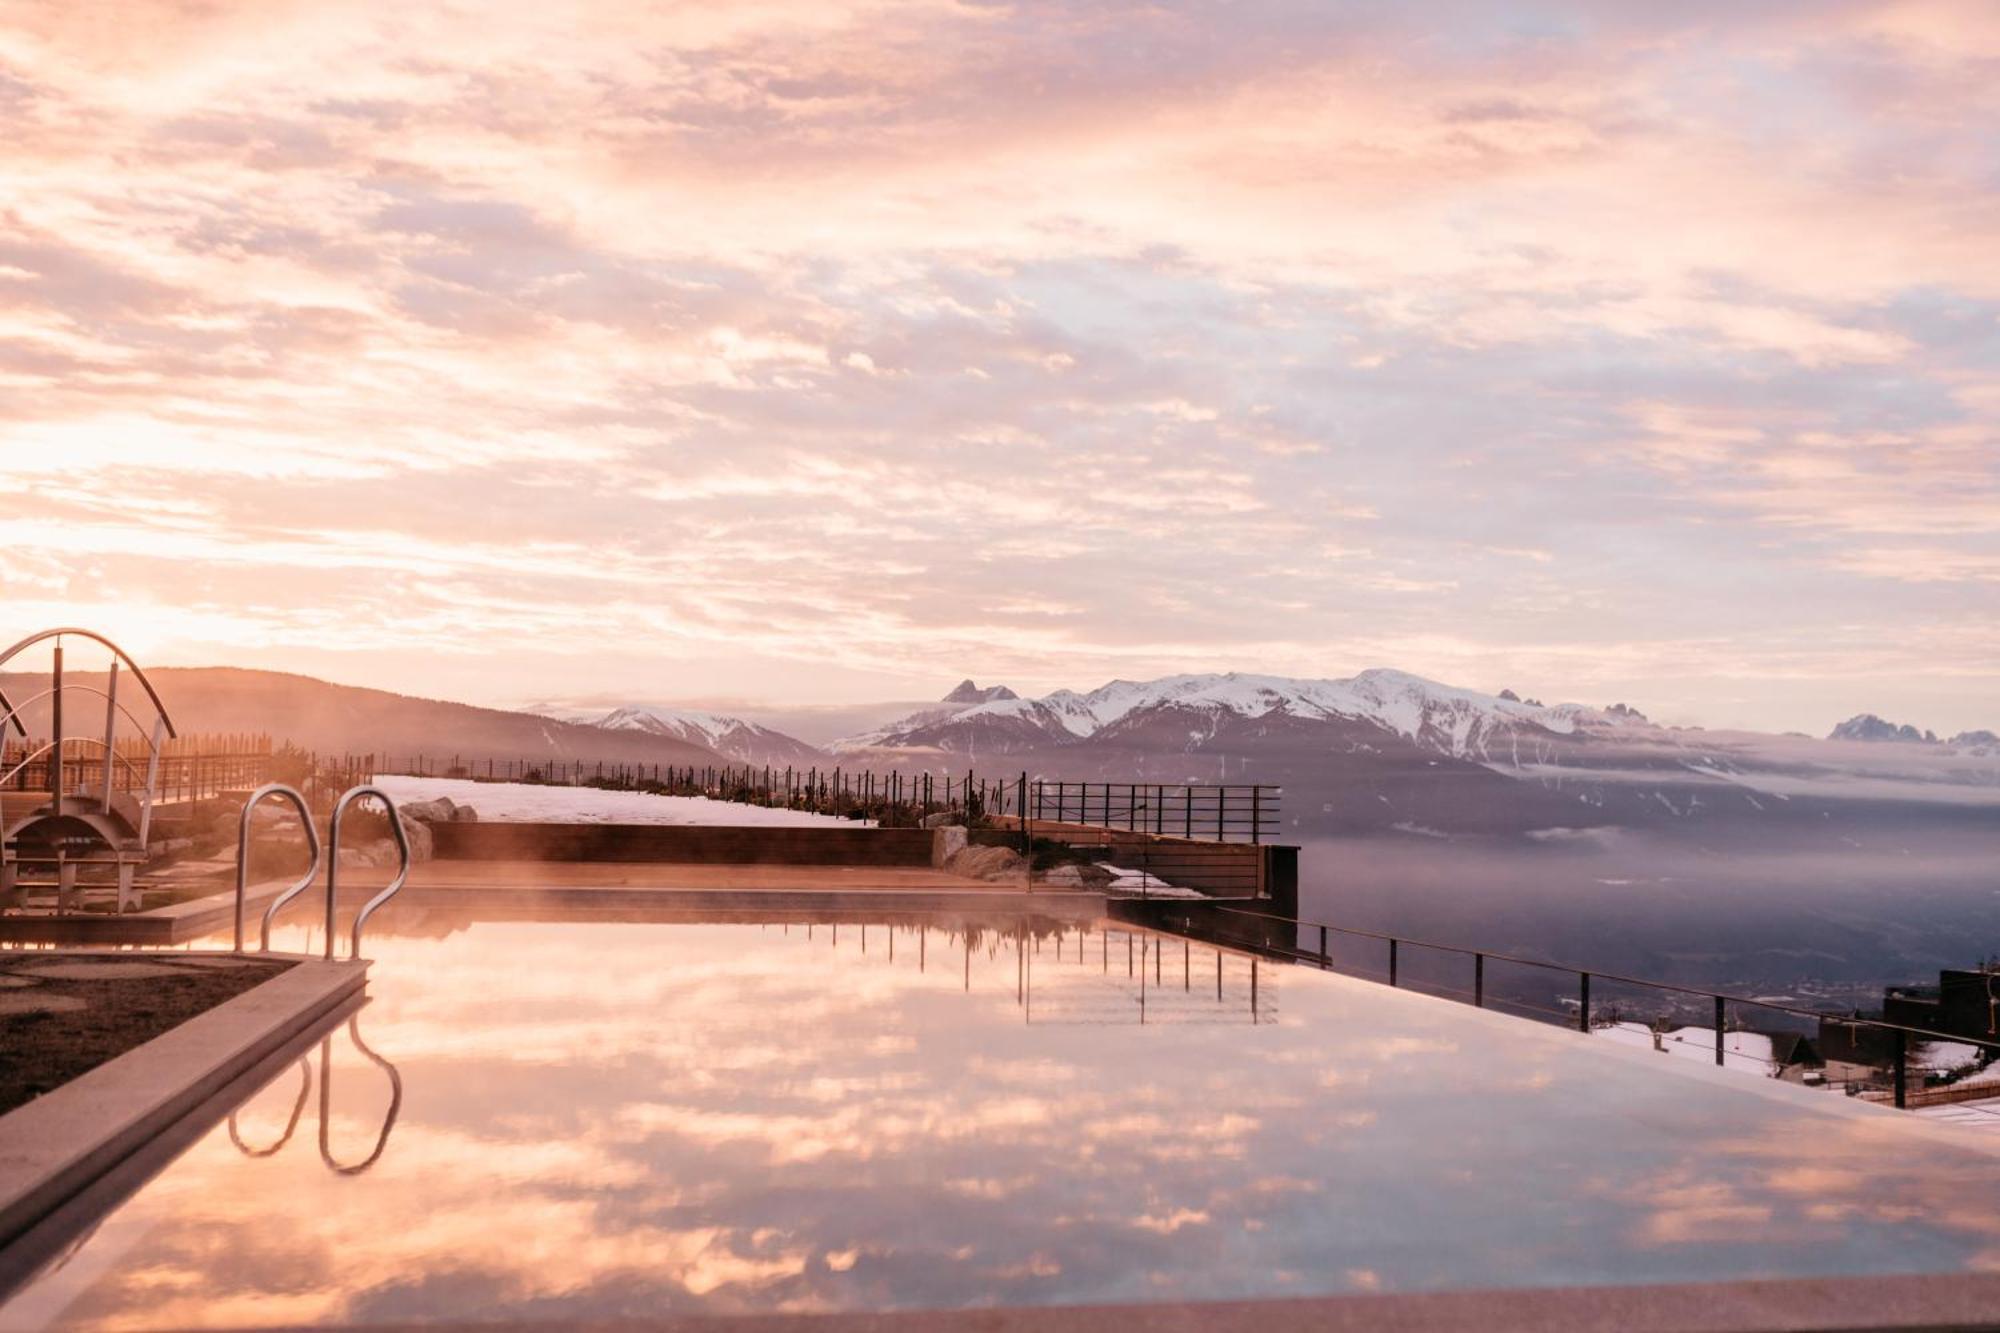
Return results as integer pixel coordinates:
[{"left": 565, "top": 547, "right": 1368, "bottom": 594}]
[
  {"left": 225, "top": 1017, "right": 401, "bottom": 1175},
  {"left": 227, "top": 1058, "right": 312, "bottom": 1157},
  {"left": 319, "top": 1015, "right": 403, "bottom": 1175}
]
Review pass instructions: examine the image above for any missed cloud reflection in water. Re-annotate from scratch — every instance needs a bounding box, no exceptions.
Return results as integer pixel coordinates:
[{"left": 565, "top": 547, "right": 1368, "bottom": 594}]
[{"left": 6, "top": 911, "right": 2000, "bottom": 1328}]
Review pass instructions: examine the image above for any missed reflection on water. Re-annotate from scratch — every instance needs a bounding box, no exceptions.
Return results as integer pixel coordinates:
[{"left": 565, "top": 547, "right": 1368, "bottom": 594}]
[
  {"left": 223, "top": 1016, "right": 402, "bottom": 1176},
  {"left": 5, "top": 906, "right": 2000, "bottom": 1328}
]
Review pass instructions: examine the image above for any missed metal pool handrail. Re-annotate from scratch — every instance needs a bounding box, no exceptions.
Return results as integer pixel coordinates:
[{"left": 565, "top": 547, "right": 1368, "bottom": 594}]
[
  {"left": 237, "top": 783, "right": 324, "bottom": 952},
  {"left": 326, "top": 785, "right": 410, "bottom": 961}
]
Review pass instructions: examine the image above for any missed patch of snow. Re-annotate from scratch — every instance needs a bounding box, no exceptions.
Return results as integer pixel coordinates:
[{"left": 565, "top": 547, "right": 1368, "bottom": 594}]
[
  {"left": 1917, "top": 1041, "right": 1992, "bottom": 1075},
  {"left": 374, "top": 776, "right": 872, "bottom": 828},
  {"left": 1095, "top": 864, "right": 1212, "bottom": 898},
  {"left": 1596, "top": 1021, "right": 1782, "bottom": 1076}
]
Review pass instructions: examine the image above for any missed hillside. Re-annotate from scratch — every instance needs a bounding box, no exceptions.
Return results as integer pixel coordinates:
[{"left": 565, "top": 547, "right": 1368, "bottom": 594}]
[{"left": 0, "top": 667, "right": 728, "bottom": 770}]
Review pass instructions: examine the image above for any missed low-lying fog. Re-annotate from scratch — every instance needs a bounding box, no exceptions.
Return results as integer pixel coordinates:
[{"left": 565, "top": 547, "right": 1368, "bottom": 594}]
[{"left": 1294, "top": 825, "right": 2000, "bottom": 1006}]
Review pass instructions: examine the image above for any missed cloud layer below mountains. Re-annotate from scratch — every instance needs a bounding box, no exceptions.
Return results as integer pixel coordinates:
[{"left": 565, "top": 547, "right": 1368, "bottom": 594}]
[{"left": 1, "top": 1, "right": 1996, "bottom": 732}]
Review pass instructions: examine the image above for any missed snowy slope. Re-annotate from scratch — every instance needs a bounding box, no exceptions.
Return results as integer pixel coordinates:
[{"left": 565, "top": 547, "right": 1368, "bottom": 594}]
[
  {"left": 376, "top": 776, "right": 866, "bottom": 827},
  {"left": 585, "top": 706, "right": 823, "bottom": 767}
]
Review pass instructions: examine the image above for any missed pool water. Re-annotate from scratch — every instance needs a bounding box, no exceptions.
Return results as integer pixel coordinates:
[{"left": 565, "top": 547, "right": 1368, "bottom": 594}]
[{"left": 4, "top": 906, "right": 2000, "bottom": 1328}]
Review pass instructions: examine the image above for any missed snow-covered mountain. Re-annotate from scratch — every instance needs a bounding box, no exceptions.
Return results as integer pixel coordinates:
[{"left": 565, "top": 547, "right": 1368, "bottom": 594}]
[
  {"left": 1830, "top": 714, "right": 1938, "bottom": 744},
  {"left": 834, "top": 669, "right": 1592, "bottom": 761},
  {"left": 830, "top": 670, "right": 2000, "bottom": 836},
  {"left": 942, "top": 679, "right": 1019, "bottom": 706},
  {"left": 585, "top": 706, "right": 824, "bottom": 768}
]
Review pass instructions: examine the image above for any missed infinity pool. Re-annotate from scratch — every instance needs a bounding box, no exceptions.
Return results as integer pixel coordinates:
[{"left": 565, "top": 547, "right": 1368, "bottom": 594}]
[{"left": 4, "top": 905, "right": 2000, "bottom": 1327}]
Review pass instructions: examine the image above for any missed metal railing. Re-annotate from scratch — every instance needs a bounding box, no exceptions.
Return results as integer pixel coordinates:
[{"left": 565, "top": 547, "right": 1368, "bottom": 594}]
[
  {"left": 237, "top": 783, "right": 409, "bottom": 959},
  {"left": 326, "top": 786, "right": 410, "bottom": 961},
  {"left": 379, "top": 756, "right": 1280, "bottom": 843},
  {"left": 1153, "top": 902, "right": 2000, "bottom": 1111},
  {"left": 236, "top": 784, "right": 323, "bottom": 952}
]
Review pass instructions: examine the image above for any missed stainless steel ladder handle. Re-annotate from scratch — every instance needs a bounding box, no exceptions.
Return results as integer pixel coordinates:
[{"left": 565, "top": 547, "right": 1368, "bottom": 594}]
[
  {"left": 318, "top": 1015, "right": 402, "bottom": 1175},
  {"left": 325, "top": 785, "right": 411, "bottom": 961},
  {"left": 235, "top": 783, "right": 324, "bottom": 953}
]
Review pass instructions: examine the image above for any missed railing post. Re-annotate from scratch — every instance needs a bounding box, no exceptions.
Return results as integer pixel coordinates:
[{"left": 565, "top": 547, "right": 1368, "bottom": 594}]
[
  {"left": 1714, "top": 995, "right": 1726, "bottom": 1067},
  {"left": 1578, "top": 972, "right": 1590, "bottom": 1032},
  {"left": 1318, "top": 924, "right": 1328, "bottom": 964},
  {"left": 1893, "top": 1029, "right": 1908, "bottom": 1109},
  {"left": 1474, "top": 953, "right": 1484, "bottom": 1007},
  {"left": 1388, "top": 938, "right": 1398, "bottom": 987},
  {"left": 1018, "top": 772, "right": 1030, "bottom": 855},
  {"left": 1251, "top": 786, "right": 1261, "bottom": 844}
]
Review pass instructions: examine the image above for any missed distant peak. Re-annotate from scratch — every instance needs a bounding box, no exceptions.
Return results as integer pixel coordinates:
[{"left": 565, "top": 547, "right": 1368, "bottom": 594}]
[
  {"left": 1829, "top": 713, "right": 1936, "bottom": 744},
  {"left": 943, "top": 679, "right": 1018, "bottom": 704}
]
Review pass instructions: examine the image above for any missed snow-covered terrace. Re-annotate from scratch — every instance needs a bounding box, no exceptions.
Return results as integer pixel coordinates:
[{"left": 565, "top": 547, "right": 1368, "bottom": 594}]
[{"left": 374, "top": 776, "right": 875, "bottom": 828}]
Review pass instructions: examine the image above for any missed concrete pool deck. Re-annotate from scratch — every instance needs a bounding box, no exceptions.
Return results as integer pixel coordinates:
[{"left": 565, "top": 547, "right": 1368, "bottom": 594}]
[{"left": 0, "top": 956, "right": 367, "bottom": 1254}]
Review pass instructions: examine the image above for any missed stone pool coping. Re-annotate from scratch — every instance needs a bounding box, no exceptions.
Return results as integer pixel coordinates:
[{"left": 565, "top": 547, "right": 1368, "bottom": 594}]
[
  {"left": 264, "top": 1270, "right": 2000, "bottom": 1332},
  {"left": 0, "top": 954, "right": 367, "bottom": 1250}
]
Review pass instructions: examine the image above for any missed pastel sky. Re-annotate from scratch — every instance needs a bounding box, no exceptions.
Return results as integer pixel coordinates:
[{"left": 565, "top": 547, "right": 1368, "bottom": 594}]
[{"left": 2, "top": 1, "right": 1996, "bottom": 734}]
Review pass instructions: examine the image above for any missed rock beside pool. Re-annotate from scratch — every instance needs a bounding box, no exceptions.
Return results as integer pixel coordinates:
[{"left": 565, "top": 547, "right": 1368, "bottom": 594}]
[
  {"left": 1038, "top": 863, "right": 1115, "bottom": 889},
  {"left": 396, "top": 796, "right": 479, "bottom": 826},
  {"left": 338, "top": 817, "right": 432, "bottom": 868},
  {"left": 932, "top": 824, "right": 968, "bottom": 866},
  {"left": 943, "top": 844, "right": 1026, "bottom": 883}
]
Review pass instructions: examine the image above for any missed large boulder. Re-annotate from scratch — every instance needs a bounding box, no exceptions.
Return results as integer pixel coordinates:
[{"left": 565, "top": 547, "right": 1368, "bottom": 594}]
[
  {"left": 932, "top": 825, "right": 968, "bottom": 866},
  {"left": 398, "top": 817, "right": 434, "bottom": 863},
  {"left": 1038, "top": 862, "right": 1115, "bottom": 889},
  {"left": 944, "top": 844, "right": 1026, "bottom": 883},
  {"left": 395, "top": 797, "right": 458, "bottom": 825}
]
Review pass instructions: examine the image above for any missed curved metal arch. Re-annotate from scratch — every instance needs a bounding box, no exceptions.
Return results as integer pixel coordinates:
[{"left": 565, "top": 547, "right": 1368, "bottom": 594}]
[
  {"left": 239, "top": 784, "right": 324, "bottom": 952},
  {"left": 0, "top": 685, "right": 23, "bottom": 739},
  {"left": 0, "top": 684, "right": 163, "bottom": 759},
  {"left": 326, "top": 785, "right": 410, "bottom": 961},
  {"left": 228, "top": 1058, "right": 313, "bottom": 1158},
  {"left": 2, "top": 808, "right": 144, "bottom": 854},
  {"left": 0, "top": 628, "right": 178, "bottom": 740},
  {"left": 318, "top": 1016, "right": 402, "bottom": 1175}
]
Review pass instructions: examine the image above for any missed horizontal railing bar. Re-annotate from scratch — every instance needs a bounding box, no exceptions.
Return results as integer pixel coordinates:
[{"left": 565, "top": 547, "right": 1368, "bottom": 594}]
[{"left": 1187, "top": 904, "right": 2000, "bottom": 1054}]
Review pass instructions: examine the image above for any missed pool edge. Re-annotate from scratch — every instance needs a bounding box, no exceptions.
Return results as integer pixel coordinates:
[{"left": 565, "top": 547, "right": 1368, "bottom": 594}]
[{"left": 0, "top": 955, "right": 368, "bottom": 1252}]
